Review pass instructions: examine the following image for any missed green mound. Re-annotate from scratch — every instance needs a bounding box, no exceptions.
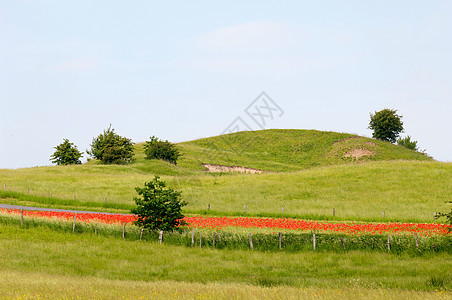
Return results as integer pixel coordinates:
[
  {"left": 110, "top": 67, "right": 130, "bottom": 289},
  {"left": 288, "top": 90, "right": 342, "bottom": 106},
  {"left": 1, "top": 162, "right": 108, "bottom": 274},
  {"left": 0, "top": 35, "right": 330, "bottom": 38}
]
[{"left": 177, "top": 129, "right": 431, "bottom": 172}]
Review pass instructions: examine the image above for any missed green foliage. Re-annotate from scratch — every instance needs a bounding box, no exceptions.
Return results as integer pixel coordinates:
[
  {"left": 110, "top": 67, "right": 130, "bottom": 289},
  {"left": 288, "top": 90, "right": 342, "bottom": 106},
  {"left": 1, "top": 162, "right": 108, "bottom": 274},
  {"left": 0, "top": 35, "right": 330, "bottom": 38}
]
[
  {"left": 131, "top": 176, "right": 187, "bottom": 232},
  {"left": 369, "top": 109, "right": 404, "bottom": 143},
  {"left": 144, "top": 136, "right": 180, "bottom": 164},
  {"left": 436, "top": 208, "right": 452, "bottom": 232},
  {"left": 50, "top": 139, "right": 83, "bottom": 165},
  {"left": 87, "top": 125, "right": 134, "bottom": 164},
  {"left": 397, "top": 136, "right": 418, "bottom": 151}
]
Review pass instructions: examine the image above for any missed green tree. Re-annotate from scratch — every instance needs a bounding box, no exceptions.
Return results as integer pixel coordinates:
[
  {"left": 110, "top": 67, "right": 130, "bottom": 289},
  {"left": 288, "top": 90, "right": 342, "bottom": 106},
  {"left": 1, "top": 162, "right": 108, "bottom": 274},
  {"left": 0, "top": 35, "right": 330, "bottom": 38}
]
[
  {"left": 368, "top": 108, "right": 404, "bottom": 143},
  {"left": 50, "top": 139, "right": 83, "bottom": 165},
  {"left": 87, "top": 125, "right": 134, "bottom": 164},
  {"left": 131, "top": 176, "right": 187, "bottom": 232},
  {"left": 397, "top": 135, "right": 418, "bottom": 151},
  {"left": 436, "top": 207, "right": 452, "bottom": 233},
  {"left": 144, "top": 136, "right": 181, "bottom": 164}
]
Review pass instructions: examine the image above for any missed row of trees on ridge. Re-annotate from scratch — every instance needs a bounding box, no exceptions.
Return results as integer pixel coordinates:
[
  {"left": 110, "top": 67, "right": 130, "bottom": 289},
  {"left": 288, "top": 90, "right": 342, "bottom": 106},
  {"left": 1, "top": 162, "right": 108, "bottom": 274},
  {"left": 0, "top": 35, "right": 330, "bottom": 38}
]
[{"left": 50, "top": 125, "right": 180, "bottom": 166}]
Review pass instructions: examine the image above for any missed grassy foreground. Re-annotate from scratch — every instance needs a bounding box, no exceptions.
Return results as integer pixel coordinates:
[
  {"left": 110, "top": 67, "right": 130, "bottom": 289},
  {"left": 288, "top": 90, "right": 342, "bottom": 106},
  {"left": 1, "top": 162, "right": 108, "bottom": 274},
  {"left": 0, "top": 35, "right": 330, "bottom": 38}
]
[
  {"left": 0, "top": 224, "right": 451, "bottom": 292},
  {"left": 2, "top": 270, "right": 450, "bottom": 299}
]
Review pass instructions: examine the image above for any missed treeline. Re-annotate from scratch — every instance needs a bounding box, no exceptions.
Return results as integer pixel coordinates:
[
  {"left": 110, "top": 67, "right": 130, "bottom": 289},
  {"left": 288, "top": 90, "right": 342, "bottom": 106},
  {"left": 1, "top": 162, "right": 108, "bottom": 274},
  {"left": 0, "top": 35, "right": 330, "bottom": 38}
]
[{"left": 50, "top": 125, "right": 180, "bottom": 165}]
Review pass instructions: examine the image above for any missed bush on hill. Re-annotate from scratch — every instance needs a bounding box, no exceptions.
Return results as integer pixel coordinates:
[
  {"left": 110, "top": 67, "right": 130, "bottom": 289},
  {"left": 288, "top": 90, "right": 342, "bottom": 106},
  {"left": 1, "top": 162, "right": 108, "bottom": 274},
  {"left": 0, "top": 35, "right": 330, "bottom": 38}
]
[
  {"left": 397, "top": 136, "right": 419, "bottom": 151},
  {"left": 50, "top": 139, "right": 83, "bottom": 165},
  {"left": 87, "top": 125, "right": 134, "bottom": 164},
  {"left": 144, "top": 136, "right": 180, "bottom": 165}
]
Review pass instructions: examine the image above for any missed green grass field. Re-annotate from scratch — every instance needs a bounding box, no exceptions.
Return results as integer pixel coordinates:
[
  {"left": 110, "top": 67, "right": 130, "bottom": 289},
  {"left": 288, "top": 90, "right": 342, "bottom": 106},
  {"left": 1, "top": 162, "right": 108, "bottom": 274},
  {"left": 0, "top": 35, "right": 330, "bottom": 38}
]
[
  {"left": 0, "top": 129, "right": 450, "bottom": 298},
  {"left": 0, "top": 161, "right": 449, "bottom": 222},
  {"left": 0, "top": 224, "right": 450, "bottom": 298}
]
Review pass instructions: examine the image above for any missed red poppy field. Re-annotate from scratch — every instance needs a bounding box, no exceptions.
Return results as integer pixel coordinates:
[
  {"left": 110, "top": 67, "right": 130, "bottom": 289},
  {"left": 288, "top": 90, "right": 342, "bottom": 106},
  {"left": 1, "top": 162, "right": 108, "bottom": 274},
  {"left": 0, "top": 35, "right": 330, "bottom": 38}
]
[{"left": 2, "top": 208, "right": 449, "bottom": 237}]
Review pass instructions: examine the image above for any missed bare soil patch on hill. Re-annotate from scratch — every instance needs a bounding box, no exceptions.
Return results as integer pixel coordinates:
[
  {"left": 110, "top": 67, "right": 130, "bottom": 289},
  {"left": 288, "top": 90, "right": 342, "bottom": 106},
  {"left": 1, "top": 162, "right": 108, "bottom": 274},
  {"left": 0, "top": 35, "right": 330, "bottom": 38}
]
[
  {"left": 343, "top": 148, "right": 375, "bottom": 160},
  {"left": 203, "top": 164, "right": 263, "bottom": 174}
]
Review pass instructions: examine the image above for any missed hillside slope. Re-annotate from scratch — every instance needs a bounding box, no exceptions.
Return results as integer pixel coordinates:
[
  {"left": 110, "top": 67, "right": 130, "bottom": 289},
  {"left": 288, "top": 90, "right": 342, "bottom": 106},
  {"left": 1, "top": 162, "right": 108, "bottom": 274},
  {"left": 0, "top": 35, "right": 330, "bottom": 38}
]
[{"left": 176, "top": 129, "right": 431, "bottom": 172}]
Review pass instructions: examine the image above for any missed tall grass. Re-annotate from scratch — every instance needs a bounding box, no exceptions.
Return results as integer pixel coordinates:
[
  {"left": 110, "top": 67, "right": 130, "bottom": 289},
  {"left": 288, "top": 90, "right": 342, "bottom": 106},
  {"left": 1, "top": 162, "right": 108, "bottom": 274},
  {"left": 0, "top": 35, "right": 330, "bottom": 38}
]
[
  {"left": 0, "top": 223, "right": 450, "bottom": 291},
  {"left": 2, "top": 269, "right": 450, "bottom": 299}
]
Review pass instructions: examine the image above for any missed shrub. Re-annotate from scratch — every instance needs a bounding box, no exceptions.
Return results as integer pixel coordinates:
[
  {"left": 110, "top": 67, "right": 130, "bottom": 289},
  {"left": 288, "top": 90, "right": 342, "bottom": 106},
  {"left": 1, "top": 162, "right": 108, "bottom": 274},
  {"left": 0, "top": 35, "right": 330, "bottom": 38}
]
[
  {"left": 50, "top": 139, "right": 83, "bottom": 165},
  {"left": 397, "top": 136, "right": 418, "bottom": 151},
  {"left": 131, "top": 176, "right": 187, "bottom": 232},
  {"left": 368, "top": 109, "right": 404, "bottom": 143},
  {"left": 87, "top": 125, "right": 134, "bottom": 164},
  {"left": 436, "top": 208, "right": 452, "bottom": 233},
  {"left": 144, "top": 136, "right": 180, "bottom": 165}
]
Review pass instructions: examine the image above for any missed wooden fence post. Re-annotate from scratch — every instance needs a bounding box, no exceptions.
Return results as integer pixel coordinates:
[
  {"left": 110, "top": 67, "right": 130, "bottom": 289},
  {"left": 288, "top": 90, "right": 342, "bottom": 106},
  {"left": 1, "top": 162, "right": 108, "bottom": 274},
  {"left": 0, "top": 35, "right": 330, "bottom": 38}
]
[
  {"left": 104, "top": 197, "right": 107, "bottom": 204},
  {"left": 333, "top": 208, "right": 335, "bottom": 216},
  {"left": 281, "top": 207, "right": 284, "bottom": 214},
  {"left": 159, "top": 231, "right": 163, "bottom": 244},
  {"left": 140, "top": 228, "right": 143, "bottom": 241},
  {"left": 414, "top": 232, "right": 419, "bottom": 249},
  {"left": 74, "top": 195, "right": 76, "bottom": 201},
  {"left": 72, "top": 213, "right": 77, "bottom": 233},
  {"left": 279, "top": 232, "right": 282, "bottom": 250},
  {"left": 208, "top": 204, "right": 210, "bottom": 211},
  {"left": 3, "top": 183, "right": 5, "bottom": 190},
  {"left": 122, "top": 223, "right": 126, "bottom": 239},
  {"left": 249, "top": 233, "right": 253, "bottom": 250},
  {"left": 313, "top": 234, "right": 316, "bottom": 251},
  {"left": 244, "top": 205, "right": 246, "bottom": 213},
  {"left": 20, "top": 209, "right": 24, "bottom": 226},
  {"left": 340, "top": 236, "right": 346, "bottom": 251},
  {"left": 387, "top": 234, "right": 390, "bottom": 251},
  {"left": 383, "top": 211, "right": 385, "bottom": 218},
  {"left": 50, "top": 192, "right": 52, "bottom": 199},
  {"left": 192, "top": 228, "right": 195, "bottom": 246},
  {"left": 213, "top": 232, "right": 216, "bottom": 247},
  {"left": 218, "top": 233, "right": 221, "bottom": 243},
  {"left": 199, "top": 233, "right": 202, "bottom": 248}
]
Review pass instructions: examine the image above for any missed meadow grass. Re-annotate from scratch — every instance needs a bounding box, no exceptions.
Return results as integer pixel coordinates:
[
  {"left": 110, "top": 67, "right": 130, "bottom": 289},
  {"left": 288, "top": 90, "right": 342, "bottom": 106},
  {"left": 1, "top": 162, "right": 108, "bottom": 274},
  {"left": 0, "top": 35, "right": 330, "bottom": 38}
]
[
  {"left": 1, "top": 160, "right": 450, "bottom": 222},
  {"left": 1, "top": 270, "right": 450, "bottom": 299},
  {"left": 0, "top": 224, "right": 451, "bottom": 292}
]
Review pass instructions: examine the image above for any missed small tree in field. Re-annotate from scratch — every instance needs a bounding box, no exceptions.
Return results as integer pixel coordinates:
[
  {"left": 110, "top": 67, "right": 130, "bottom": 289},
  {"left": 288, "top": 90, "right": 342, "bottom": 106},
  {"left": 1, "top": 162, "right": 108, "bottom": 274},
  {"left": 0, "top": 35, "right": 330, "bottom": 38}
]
[
  {"left": 87, "top": 125, "right": 134, "bottom": 164},
  {"left": 131, "top": 176, "right": 187, "bottom": 232},
  {"left": 144, "top": 136, "right": 181, "bottom": 164},
  {"left": 368, "top": 109, "right": 404, "bottom": 143},
  {"left": 50, "top": 139, "right": 83, "bottom": 165}
]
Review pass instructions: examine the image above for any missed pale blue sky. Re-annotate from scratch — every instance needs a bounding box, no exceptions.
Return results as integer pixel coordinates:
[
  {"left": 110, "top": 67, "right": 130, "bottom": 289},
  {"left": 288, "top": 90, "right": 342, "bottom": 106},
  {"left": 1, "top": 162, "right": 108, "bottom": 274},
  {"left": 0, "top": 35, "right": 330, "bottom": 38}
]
[{"left": 1, "top": 0, "right": 451, "bottom": 168}]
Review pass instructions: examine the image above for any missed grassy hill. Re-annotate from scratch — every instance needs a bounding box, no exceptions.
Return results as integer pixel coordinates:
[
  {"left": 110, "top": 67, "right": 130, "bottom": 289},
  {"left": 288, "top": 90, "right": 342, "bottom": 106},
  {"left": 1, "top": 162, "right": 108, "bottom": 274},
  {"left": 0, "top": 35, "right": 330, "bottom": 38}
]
[
  {"left": 1, "top": 129, "right": 448, "bottom": 222},
  {"left": 177, "top": 129, "right": 431, "bottom": 172}
]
